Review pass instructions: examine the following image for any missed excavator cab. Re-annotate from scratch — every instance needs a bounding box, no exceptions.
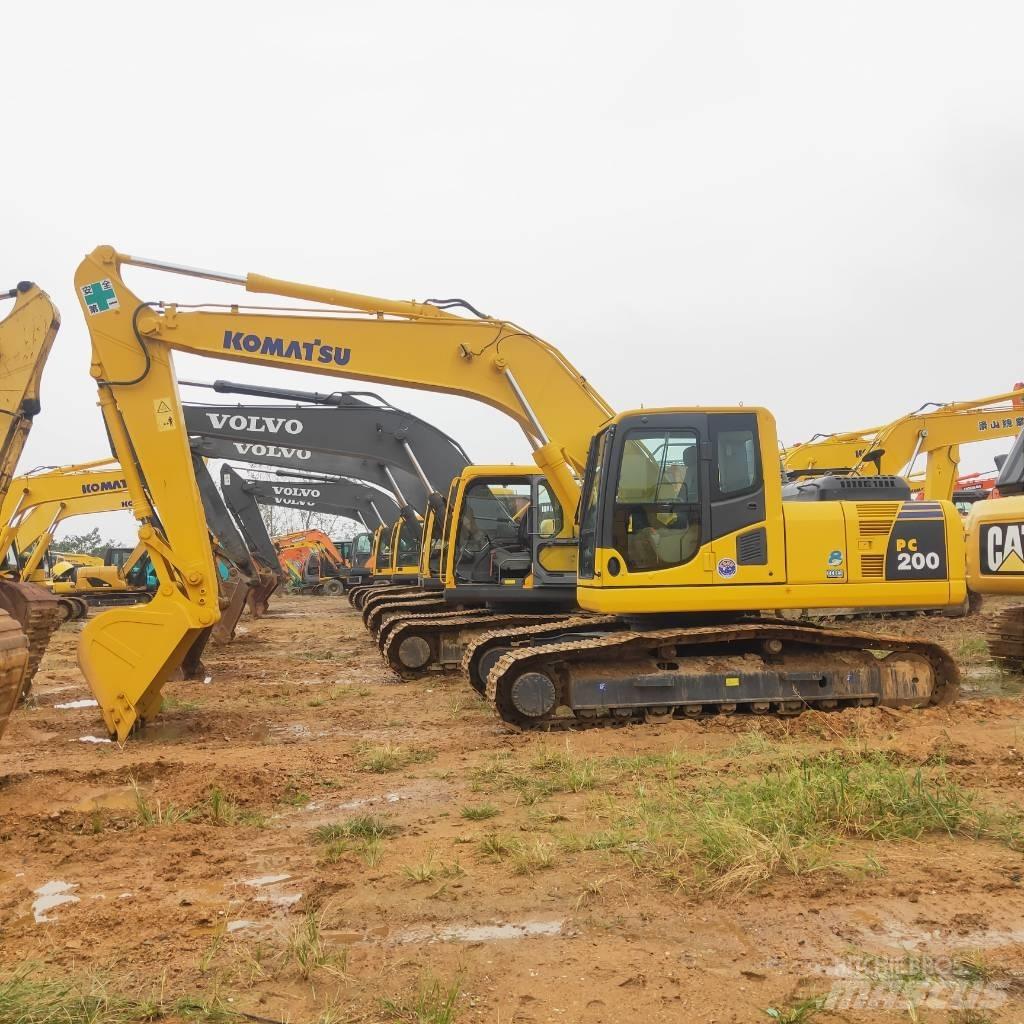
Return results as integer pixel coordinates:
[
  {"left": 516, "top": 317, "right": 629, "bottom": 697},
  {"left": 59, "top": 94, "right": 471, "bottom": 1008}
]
[
  {"left": 52, "top": 544, "right": 156, "bottom": 605},
  {"left": 390, "top": 516, "right": 422, "bottom": 576},
  {"left": 442, "top": 468, "right": 575, "bottom": 610},
  {"left": 415, "top": 478, "right": 458, "bottom": 591}
]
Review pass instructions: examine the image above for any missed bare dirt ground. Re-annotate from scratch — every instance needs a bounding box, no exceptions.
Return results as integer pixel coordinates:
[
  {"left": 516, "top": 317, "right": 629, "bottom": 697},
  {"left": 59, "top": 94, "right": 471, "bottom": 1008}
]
[{"left": 2, "top": 596, "right": 1024, "bottom": 1023}]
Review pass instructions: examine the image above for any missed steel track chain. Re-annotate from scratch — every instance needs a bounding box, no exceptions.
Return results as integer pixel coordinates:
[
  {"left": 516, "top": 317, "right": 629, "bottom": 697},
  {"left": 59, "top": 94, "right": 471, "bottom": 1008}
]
[
  {"left": 482, "top": 620, "right": 960, "bottom": 731},
  {"left": 382, "top": 611, "right": 572, "bottom": 678},
  {"left": 376, "top": 605, "right": 491, "bottom": 650}
]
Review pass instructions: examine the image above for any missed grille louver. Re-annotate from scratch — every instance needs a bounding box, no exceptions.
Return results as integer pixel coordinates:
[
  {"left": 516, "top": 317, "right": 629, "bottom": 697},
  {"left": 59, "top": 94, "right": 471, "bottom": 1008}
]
[
  {"left": 856, "top": 502, "right": 900, "bottom": 538},
  {"left": 860, "top": 554, "right": 884, "bottom": 578}
]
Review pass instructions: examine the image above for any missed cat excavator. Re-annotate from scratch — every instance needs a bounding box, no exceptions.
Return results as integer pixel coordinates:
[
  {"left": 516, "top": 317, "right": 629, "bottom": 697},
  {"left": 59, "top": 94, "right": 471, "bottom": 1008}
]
[
  {"left": 74, "top": 246, "right": 961, "bottom": 740},
  {"left": 0, "top": 283, "right": 64, "bottom": 737},
  {"left": 966, "top": 429, "right": 1024, "bottom": 672},
  {"left": 784, "top": 385, "right": 1024, "bottom": 498}
]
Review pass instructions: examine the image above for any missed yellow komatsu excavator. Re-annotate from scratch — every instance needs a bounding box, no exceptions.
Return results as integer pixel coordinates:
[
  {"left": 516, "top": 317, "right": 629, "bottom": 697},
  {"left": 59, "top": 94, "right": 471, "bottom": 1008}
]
[
  {"left": 9, "top": 461, "right": 263, "bottom": 652},
  {"left": 783, "top": 385, "right": 1024, "bottom": 500},
  {"left": 0, "top": 283, "right": 62, "bottom": 740},
  {"left": 0, "top": 461, "right": 144, "bottom": 622},
  {"left": 966, "top": 430, "right": 1024, "bottom": 672},
  {"left": 73, "top": 247, "right": 965, "bottom": 740},
  {"left": 7, "top": 460, "right": 137, "bottom": 621}
]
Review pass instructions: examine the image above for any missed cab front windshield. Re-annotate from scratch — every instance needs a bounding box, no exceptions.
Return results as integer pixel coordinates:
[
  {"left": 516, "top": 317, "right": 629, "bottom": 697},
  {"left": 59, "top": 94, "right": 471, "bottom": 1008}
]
[
  {"left": 454, "top": 480, "right": 533, "bottom": 584},
  {"left": 613, "top": 429, "right": 701, "bottom": 572},
  {"left": 395, "top": 524, "right": 421, "bottom": 567}
]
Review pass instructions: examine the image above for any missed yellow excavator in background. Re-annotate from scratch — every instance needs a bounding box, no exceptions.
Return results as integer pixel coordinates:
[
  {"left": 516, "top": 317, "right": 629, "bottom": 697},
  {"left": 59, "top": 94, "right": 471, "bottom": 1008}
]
[
  {"left": 0, "top": 283, "right": 62, "bottom": 740},
  {"left": 0, "top": 461, "right": 146, "bottom": 622},
  {"left": 8, "top": 459, "right": 136, "bottom": 621},
  {"left": 783, "top": 385, "right": 1024, "bottom": 499},
  {"left": 74, "top": 246, "right": 962, "bottom": 740},
  {"left": 966, "top": 429, "right": 1024, "bottom": 672}
]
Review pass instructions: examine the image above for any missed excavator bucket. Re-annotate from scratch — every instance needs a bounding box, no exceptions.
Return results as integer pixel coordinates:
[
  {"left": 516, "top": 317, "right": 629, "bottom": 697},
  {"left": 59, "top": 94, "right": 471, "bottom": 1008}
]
[
  {"left": 249, "top": 569, "right": 279, "bottom": 617},
  {"left": 212, "top": 577, "right": 251, "bottom": 643},
  {"left": 78, "top": 594, "right": 209, "bottom": 741}
]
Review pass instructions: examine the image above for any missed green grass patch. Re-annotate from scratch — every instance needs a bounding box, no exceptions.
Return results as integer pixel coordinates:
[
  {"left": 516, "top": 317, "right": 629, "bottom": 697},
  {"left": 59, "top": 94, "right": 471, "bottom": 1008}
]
[
  {"left": 313, "top": 814, "right": 399, "bottom": 865},
  {"left": 129, "top": 775, "right": 192, "bottom": 827},
  {"left": 357, "top": 743, "right": 437, "bottom": 774},
  {"left": 764, "top": 995, "right": 825, "bottom": 1022},
  {"left": 205, "top": 787, "right": 266, "bottom": 827},
  {"left": 957, "top": 636, "right": 990, "bottom": 663},
  {"left": 285, "top": 911, "right": 344, "bottom": 979},
  {"left": 381, "top": 974, "right": 460, "bottom": 1024},
  {"left": 476, "top": 834, "right": 555, "bottom": 875},
  {"left": 401, "top": 854, "right": 464, "bottom": 884},
  {"left": 0, "top": 965, "right": 236, "bottom": 1023},
  {"left": 160, "top": 695, "right": 200, "bottom": 712},
  {"left": 459, "top": 804, "right": 499, "bottom": 821},
  {"left": 471, "top": 748, "right": 607, "bottom": 804},
  {"left": 279, "top": 784, "right": 311, "bottom": 807},
  {"left": 569, "top": 752, "right": 1024, "bottom": 892}
]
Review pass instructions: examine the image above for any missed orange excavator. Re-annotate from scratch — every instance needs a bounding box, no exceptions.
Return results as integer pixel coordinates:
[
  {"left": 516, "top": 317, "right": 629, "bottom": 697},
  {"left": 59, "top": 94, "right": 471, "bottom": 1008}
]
[{"left": 274, "top": 529, "right": 351, "bottom": 595}]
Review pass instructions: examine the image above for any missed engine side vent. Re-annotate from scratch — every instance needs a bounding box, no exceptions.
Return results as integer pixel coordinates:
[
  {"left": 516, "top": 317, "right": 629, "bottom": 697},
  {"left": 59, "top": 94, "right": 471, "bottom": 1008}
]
[
  {"left": 860, "top": 554, "right": 884, "bottom": 578},
  {"left": 736, "top": 527, "right": 767, "bottom": 565},
  {"left": 856, "top": 502, "right": 900, "bottom": 537}
]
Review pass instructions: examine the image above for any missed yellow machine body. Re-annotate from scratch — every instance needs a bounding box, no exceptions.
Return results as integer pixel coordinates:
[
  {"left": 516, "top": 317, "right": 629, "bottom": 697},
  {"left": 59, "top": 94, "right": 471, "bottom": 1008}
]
[
  {"left": 4, "top": 462, "right": 135, "bottom": 583},
  {"left": 578, "top": 407, "right": 965, "bottom": 615},
  {"left": 965, "top": 494, "right": 1024, "bottom": 595},
  {"left": 74, "top": 245, "right": 610, "bottom": 737}
]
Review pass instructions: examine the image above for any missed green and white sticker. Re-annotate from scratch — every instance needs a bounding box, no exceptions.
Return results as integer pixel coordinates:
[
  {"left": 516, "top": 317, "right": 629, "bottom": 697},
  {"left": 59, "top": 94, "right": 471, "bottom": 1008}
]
[{"left": 81, "top": 279, "right": 119, "bottom": 314}]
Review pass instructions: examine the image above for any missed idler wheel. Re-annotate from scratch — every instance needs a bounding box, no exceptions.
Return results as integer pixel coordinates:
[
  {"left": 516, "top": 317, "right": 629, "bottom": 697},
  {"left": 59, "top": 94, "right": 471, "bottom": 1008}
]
[
  {"left": 397, "top": 634, "right": 432, "bottom": 670},
  {"left": 509, "top": 671, "right": 558, "bottom": 719}
]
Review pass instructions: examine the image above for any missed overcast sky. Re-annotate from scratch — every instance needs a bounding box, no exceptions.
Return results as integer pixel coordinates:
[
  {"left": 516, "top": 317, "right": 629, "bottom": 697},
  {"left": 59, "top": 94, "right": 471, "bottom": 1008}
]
[{"left": 3, "top": 1, "right": 1021, "bottom": 543}]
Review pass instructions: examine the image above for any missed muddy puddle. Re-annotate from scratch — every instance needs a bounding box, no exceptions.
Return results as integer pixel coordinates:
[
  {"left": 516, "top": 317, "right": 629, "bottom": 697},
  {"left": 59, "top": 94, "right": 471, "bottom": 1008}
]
[
  {"left": 961, "top": 665, "right": 1024, "bottom": 699},
  {"left": 72, "top": 786, "right": 137, "bottom": 812},
  {"left": 392, "top": 919, "right": 567, "bottom": 944},
  {"left": 32, "top": 881, "right": 79, "bottom": 923}
]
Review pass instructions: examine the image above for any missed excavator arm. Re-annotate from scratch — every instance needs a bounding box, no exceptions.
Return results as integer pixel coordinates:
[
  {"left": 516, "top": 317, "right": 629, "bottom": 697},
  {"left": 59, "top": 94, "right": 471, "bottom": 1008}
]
[
  {"left": 184, "top": 379, "right": 471, "bottom": 507},
  {"left": 785, "top": 385, "right": 1024, "bottom": 500},
  {"left": 236, "top": 473, "right": 402, "bottom": 525},
  {"left": 219, "top": 466, "right": 287, "bottom": 576},
  {"left": 189, "top": 427, "right": 427, "bottom": 511}
]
